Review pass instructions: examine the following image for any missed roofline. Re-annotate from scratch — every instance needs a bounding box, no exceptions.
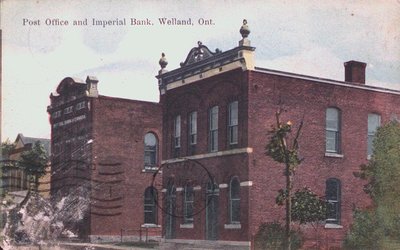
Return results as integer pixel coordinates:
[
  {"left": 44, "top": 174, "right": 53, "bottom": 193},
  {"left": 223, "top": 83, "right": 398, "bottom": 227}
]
[
  {"left": 15, "top": 133, "right": 50, "bottom": 144},
  {"left": 254, "top": 67, "right": 400, "bottom": 95},
  {"left": 98, "top": 95, "right": 160, "bottom": 105},
  {"left": 156, "top": 45, "right": 255, "bottom": 82}
]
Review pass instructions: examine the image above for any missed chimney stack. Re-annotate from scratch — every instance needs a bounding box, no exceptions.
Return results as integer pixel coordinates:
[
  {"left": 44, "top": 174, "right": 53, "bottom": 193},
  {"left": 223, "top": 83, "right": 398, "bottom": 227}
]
[
  {"left": 86, "top": 76, "right": 99, "bottom": 97},
  {"left": 344, "top": 60, "right": 367, "bottom": 84}
]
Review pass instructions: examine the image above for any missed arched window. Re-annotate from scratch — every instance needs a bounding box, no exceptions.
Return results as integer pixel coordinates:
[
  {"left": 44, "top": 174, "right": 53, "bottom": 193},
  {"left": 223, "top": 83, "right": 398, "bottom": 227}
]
[
  {"left": 144, "top": 133, "right": 157, "bottom": 170},
  {"left": 326, "top": 108, "right": 341, "bottom": 153},
  {"left": 183, "top": 183, "right": 194, "bottom": 224},
  {"left": 144, "top": 187, "right": 157, "bottom": 224},
  {"left": 326, "top": 178, "right": 341, "bottom": 224},
  {"left": 229, "top": 177, "right": 240, "bottom": 223}
]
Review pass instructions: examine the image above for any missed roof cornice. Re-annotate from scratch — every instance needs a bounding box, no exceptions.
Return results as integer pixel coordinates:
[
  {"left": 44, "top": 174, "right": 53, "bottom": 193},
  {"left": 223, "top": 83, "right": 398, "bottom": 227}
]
[{"left": 254, "top": 67, "right": 400, "bottom": 96}]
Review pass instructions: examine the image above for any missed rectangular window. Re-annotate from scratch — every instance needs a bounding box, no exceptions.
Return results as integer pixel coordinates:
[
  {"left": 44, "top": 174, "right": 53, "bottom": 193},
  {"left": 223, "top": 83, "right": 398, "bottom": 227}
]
[
  {"left": 76, "top": 101, "right": 86, "bottom": 110},
  {"left": 367, "top": 114, "right": 381, "bottom": 157},
  {"left": 209, "top": 106, "right": 218, "bottom": 152},
  {"left": 53, "top": 110, "right": 61, "bottom": 118},
  {"left": 326, "top": 108, "right": 340, "bottom": 153},
  {"left": 189, "top": 112, "right": 197, "bottom": 145},
  {"left": 174, "top": 115, "right": 181, "bottom": 148},
  {"left": 64, "top": 106, "right": 73, "bottom": 114},
  {"left": 184, "top": 185, "right": 194, "bottom": 224},
  {"left": 326, "top": 178, "right": 341, "bottom": 224},
  {"left": 230, "top": 177, "right": 241, "bottom": 223},
  {"left": 144, "top": 188, "right": 157, "bottom": 224},
  {"left": 228, "top": 101, "right": 238, "bottom": 145}
]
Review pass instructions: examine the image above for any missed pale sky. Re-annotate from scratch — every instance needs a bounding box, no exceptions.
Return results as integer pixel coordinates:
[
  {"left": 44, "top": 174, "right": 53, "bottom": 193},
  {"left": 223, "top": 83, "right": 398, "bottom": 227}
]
[{"left": 1, "top": 0, "right": 400, "bottom": 141}]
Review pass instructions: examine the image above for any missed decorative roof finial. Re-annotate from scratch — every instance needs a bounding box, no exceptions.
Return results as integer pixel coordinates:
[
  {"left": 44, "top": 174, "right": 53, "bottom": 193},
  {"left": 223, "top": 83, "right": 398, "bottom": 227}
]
[
  {"left": 240, "top": 19, "right": 250, "bottom": 39},
  {"left": 159, "top": 52, "right": 168, "bottom": 69},
  {"left": 194, "top": 41, "right": 204, "bottom": 61}
]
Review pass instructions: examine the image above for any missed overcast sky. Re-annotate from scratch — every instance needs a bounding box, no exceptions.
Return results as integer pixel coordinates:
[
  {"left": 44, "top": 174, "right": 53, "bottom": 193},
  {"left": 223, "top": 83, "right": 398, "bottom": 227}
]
[{"left": 1, "top": 0, "right": 400, "bottom": 141}]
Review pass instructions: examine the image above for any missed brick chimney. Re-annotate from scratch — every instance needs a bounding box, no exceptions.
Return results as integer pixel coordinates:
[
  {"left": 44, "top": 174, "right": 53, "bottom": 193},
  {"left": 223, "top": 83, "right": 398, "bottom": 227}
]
[{"left": 344, "top": 60, "right": 367, "bottom": 84}]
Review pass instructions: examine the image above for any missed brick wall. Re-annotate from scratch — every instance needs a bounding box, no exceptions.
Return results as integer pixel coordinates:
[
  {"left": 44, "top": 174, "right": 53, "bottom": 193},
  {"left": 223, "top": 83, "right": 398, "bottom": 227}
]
[
  {"left": 161, "top": 69, "right": 252, "bottom": 242},
  {"left": 90, "top": 96, "right": 162, "bottom": 239},
  {"left": 158, "top": 65, "right": 400, "bottom": 248},
  {"left": 247, "top": 70, "right": 400, "bottom": 247}
]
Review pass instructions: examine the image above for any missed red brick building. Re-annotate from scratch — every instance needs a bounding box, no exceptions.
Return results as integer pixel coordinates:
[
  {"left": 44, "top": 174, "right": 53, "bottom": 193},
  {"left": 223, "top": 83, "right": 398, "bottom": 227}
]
[
  {"left": 47, "top": 20, "right": 399, "bottom": 249},
  {"left": 47, "top": 76, "right": 162, "bottom": 241},
  {"left": 156, "top": 21, "right": 400, "bottom": 249}
]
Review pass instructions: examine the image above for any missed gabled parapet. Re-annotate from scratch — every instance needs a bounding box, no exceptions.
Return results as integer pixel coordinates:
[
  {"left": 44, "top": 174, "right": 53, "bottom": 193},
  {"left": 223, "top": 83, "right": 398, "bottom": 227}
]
[
  {"left": 48, "top": 76, "right": 99, "bottom": 111},
  {"left": 156, "top": 20, "right": 256, "bottom": 95}
]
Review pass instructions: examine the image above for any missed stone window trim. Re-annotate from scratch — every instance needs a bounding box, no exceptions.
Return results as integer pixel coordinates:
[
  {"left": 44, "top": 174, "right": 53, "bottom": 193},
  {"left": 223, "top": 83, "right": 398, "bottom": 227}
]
[
  {"left": 179, "top": 223, "right": 194, "bottom": 229},
  {"left": 224, "top": 223, "right": 242, "bottom": 229},
  {"left": 141, "top": 224, "right": 161, "bottom": 228},
  {"left": 324, "top": 152, "right": 344, "bottom": 158},
  {"left": 324, "top": 223, "right": 343, "bottom": 229}
]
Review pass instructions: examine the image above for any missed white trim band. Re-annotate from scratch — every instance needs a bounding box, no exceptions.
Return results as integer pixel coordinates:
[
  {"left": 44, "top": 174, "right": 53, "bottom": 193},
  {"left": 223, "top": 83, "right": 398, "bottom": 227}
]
[
  {"left": 224, "top": 223, "right": 242, "bottom": 229},
  {"left": 162, "top": 147, "right": 253, "bottom": 164},
  {"left": 324, "top": 224, "right": 343, "bottom": 229},
  {"left": 240, "top": 181, "right": 253, "bottom": 187},
  {"left": 180, "top": 223, "right": 194, "bottom": 229},
  {"left": 325, "top": 152, "right": 344, "bottom": 158}
]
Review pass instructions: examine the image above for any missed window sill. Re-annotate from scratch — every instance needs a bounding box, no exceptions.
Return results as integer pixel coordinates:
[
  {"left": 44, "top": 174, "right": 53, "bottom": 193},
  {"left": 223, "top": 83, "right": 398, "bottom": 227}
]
[
  {"left": 180, "top": 223, "right": 194, "bottom": 229},
  {"left": 141, "top": 224, "right": 161, "bottom": 228},
  {"left": 224, "top": 223, "right": 241, "bottom": 229},
  {"left": 325, "top": 152, "right": 344, "bottom": 158},
  {"left": 142, "top": 167, "right": 159, "bottom": 173},
  {"left": 324, "top": 223, "right": 343, "bottom": 229}
]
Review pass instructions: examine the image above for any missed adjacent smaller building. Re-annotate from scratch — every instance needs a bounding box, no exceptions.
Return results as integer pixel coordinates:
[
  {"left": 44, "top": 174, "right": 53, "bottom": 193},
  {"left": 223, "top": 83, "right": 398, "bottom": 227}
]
[
  {"left": 2, "top": 133, "right": 51, "bottom": 197},
  {"left": 47, "top": 76, "right": 163, "bottom": 241},
  {"left": 0, "top": 133, "right": 51, "bottom": 230}
]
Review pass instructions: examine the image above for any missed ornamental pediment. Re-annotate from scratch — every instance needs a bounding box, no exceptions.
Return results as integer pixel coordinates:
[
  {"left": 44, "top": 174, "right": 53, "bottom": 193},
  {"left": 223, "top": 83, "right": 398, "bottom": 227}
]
[
  {"left": 180, "top": 41, "right": 222, "bottom": 67},
  {"left": 55, "top": 77, "right": 86, "bottom": 95}
]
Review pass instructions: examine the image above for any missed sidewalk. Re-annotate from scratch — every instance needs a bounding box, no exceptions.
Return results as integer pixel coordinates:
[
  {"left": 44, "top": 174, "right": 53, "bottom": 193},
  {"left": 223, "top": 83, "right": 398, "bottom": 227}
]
[
  {"left": 59, "top": 242, "right": 159, "bottom": 250},
  {"left": 3, "top": 242, "right": 159, "bottom": 250}
]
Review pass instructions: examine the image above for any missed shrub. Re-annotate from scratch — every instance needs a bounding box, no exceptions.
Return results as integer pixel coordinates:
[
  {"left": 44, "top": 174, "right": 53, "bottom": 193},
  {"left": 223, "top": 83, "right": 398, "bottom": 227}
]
[{"left": 254, "top": 222, "right": 303, "bottom": 250}]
